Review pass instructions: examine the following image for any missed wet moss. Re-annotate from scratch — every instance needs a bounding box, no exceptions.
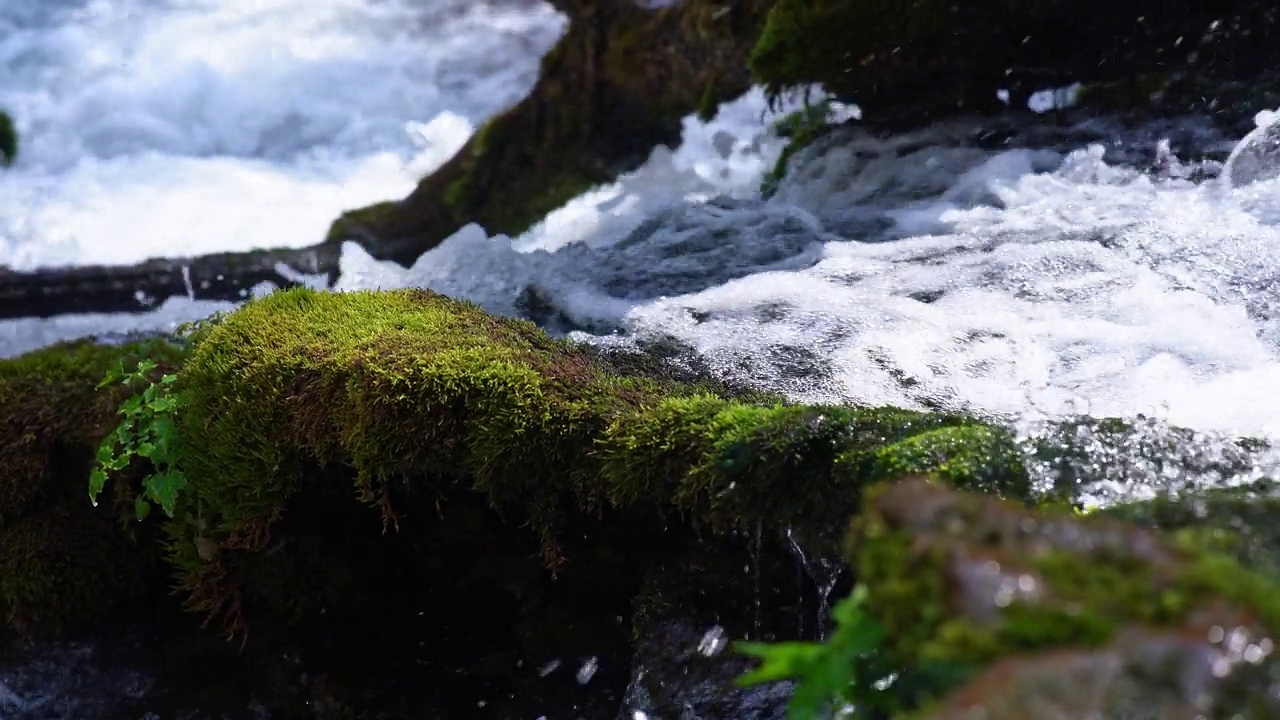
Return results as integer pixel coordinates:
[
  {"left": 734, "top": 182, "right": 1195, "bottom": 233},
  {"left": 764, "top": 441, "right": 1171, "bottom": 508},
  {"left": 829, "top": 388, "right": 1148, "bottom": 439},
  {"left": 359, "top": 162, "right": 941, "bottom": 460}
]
[
  {"left": 324, "top": 201, "right": 399, "bottom": 244},
  {"left": 848, "top": 477, "right": 1280, "bottom": 689},
  {"left": 170, "top": 287, "right": 1035, "bottom": 636}
]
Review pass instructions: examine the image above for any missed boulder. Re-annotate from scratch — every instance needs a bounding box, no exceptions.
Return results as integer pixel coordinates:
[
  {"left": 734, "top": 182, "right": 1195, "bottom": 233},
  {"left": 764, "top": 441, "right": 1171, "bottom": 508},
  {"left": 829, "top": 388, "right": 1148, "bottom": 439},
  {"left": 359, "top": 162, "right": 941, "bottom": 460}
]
[
  {"left": 849, "top": 476, "right": 1280, "bottom": 718},
  {"left": 750, "top": 0, "right": 1280, "bottom": 126},
  {"left": 325, "top": 0, "right": 778, "bottom": 265}
]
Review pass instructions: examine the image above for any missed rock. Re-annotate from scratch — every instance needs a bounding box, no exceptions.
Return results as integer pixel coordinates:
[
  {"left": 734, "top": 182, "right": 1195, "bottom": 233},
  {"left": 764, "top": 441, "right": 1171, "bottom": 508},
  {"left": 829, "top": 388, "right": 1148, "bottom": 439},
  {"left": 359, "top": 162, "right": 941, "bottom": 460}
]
[
  {"left": 749, "top": 0, "right": 1280, "bottom": 127},
  {"left": 0, "top": 288, "right": 1048, "bottom": 715},
  {"left": 326, "top": 0, "right": 778, "bottom": 265},
  {"left": 1101, "top": 479, "right": 1280, "bottom": 577},
  {"left": 849, "top": 476, "right": 1280, "bottom": 718}
]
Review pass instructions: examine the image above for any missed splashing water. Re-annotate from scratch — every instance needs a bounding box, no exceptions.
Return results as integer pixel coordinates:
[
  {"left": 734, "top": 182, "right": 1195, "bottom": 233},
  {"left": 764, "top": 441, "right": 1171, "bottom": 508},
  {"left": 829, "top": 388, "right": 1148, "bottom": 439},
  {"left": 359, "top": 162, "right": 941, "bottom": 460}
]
[{"left": 0, "top": 0, "right": 564, "bottom": 269}]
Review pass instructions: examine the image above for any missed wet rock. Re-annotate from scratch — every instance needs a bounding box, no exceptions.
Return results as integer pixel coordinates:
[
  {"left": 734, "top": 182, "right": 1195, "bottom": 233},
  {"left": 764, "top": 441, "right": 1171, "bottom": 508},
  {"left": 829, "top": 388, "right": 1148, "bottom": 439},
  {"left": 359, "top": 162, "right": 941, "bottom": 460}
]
[
  {"left": 750, "top": 0, "right": 1280, "bottom": 129},
  {"left": 850, "top": 476, "right": 1280, "bottom": 718},
  {"left": 1101, "top": 478, "right": 1280, "bottom": 577},
  {"left": 328, "top": 0, "right": 777, "bottom": 265}
]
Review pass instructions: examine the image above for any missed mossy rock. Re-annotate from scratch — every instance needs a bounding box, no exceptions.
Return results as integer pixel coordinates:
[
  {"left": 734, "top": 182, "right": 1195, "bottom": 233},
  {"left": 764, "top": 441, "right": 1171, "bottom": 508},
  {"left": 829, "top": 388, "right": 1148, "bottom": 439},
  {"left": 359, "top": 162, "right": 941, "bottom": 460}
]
[
  {"left": 0, "top": 110, "right": 15, "bottom": 167},
  {"left": 0, "top": 339, "right": 184, "bottom": 636},
  {"left": 324, "top": 0, "right": 777, "bottom": 266},
  {"left": 1099, "top": 479, "right": 1280, "bottom": 578},
  {"left": 850, "top": 476, "right": 1280, "bottom": 716},
  {"left": 168, "top": 287, "right": 1034, "bottom": 637},
  {"left": 748, "top": 0, "right": 1277, "bottom": 127}
]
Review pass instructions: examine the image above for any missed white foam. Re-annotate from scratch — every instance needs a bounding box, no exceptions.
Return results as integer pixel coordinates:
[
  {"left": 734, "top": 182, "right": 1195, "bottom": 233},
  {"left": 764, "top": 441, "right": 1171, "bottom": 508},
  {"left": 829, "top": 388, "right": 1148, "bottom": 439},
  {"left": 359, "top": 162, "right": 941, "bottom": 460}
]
[
  {"left": 335, "top": 98, "right": 1280, "bottom": 444},
  {"left": 0, "top": 0, "right": 564, "bottom": 268},
  {"left": 0, "top": 297, "right": 238, "bottom": 359}
]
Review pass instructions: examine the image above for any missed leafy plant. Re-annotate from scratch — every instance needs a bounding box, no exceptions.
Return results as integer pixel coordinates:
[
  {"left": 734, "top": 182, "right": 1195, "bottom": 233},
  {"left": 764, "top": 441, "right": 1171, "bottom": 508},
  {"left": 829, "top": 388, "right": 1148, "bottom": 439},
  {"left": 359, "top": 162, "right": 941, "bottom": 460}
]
[
  {"left": 735, "top": 585, "right": 894, "bottom": 719},
  {"left": 89, "top": 358, "right": 188, "bottom": 520}
]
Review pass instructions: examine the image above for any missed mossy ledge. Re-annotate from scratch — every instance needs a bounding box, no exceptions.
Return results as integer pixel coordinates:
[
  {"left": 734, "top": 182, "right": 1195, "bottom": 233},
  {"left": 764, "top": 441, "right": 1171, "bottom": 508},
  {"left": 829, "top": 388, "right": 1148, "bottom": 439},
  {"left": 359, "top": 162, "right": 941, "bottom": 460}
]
[
  {"left": 324, "top": 0, "right": 777, "bottom": 265},
  {"left": 167, "top": 286, "right": 1031, "bottom": 637}
]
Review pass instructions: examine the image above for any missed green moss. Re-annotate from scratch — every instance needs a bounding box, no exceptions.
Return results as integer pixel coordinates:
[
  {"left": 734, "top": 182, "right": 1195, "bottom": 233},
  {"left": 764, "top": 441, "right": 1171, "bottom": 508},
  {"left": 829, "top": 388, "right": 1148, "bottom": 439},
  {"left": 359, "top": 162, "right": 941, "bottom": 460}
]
[
  {"left": 0, "top": 339, "right": 184, "bottom": 521},
  {"left": 0, "top": 339, "right": 184, "bottom": 636},
  {"left": 329, "top": 1, "right": 775, "bottom": 255},
  {"left": 169, "top": 287, "right": 1040, "bottom": 636},
  {"left": 171, "top": 288, "right": 686, "bottom": 623},
  {"left": 324, "top": 200, "right": 400, "bottom": 244},
  {"left": 849, "top": 477, "right": 1280, "bottom": 687},
  {"left": 600, "top": 401, "right": 1031, "bottom": 550},
  {"left": 857, "top": 424, "right": 1030, "bottom": 499},
  {"left": 0, "top": 505, "right": 146, "bottom": 636},
  {"left": 1099, "top": 479, "right": 1280, "bottom": 577},
  {"left": 0, "top": 110, "right": 15, "bottom": 167},
  {"left": 760, "top": 101, "right": 840, "bottom": 197}
]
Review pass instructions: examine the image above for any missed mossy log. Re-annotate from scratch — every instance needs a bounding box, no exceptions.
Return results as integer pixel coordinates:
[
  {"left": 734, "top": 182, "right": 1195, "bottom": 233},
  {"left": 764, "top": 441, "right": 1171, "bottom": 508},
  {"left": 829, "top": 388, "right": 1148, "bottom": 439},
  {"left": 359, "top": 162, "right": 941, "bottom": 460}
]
[
  {"left": 325, "top": 0, "right": 778, "bottom": 266},
  {"left": 750, "top": 0, "right": 1280, "bottom": 126},
  {"left": 851, "top": 476, "right": 1280, "bottom": 717}
]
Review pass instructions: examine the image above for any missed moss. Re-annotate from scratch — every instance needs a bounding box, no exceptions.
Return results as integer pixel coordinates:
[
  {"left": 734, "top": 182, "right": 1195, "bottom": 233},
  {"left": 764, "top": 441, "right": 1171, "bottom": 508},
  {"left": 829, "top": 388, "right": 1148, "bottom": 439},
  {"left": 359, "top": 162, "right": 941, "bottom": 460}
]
[
  {"left": 848, "top": 477, "right": 1280, "bottom": 698},
  {"left": 331, "top": 1, "right": 776, "bottom": 263},
  {"left": 323, "top": 201, "right": 399, "bottom": 244},
  {"left": 760, "top": 100, "right": 841, "bottom": 197},
  {"left": 0, "top": 339, "right": 184, "bottom": 636},
  {"left": 1099, "top": 479, "right": 1280, "bottom": 577},
  {"left": 0, "top": 339, "right": 184, "bottom": 521},
  {"left": 169, "top": 287, "right": 1038, "bottom": 637},
  {"left": 0, "top": 505, "right": 146, "bottom": 637},
  {"left": 170, "top": 287, "right": 688, "bottom": 626},
  {"left": 0, "top": 109, "right": 15, "bottom": 167}
]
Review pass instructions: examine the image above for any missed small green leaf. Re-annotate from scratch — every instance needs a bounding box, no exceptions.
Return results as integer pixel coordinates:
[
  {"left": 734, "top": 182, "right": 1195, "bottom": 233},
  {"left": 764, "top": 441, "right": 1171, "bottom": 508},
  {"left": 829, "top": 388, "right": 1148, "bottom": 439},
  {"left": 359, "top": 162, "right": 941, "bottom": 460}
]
[
  {"left": 88, "top": 468, "right": 108, "bottom": 506},
  {"left": 136, "top": 441, "right": 156, "bottom": 459},
  {"left": 134, "top": 496, "right": 152, "bottom": 521}
]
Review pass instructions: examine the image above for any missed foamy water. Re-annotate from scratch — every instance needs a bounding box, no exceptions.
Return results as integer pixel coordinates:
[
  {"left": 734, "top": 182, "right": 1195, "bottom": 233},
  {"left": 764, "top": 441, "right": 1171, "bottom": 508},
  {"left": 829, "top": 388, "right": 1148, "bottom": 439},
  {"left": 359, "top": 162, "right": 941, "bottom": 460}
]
[{"left": 0, "top": 0, "right": 564, "bottom": 269}]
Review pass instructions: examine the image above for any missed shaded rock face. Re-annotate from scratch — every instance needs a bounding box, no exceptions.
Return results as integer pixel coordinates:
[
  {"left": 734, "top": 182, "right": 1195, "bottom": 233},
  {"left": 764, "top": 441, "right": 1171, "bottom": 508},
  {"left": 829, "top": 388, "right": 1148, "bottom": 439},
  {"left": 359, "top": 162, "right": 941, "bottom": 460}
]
[
  {"left": 851, "top": 477, "right": 1280, "bottom": 718},
  {"left": 750, "top": 0, "right": 1280, "bottom": 127},
  {"left": 328, "top": 0, "right": 777, "bottom": 265}
]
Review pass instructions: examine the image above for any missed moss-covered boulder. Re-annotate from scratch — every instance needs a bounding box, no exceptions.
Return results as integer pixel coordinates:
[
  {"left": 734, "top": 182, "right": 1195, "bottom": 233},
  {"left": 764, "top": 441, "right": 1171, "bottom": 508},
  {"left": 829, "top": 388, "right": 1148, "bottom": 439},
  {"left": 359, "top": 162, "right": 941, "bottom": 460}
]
[
  {"left": 849, "top": 476, "right": 1280, "bottom": 718},
  {"left": 155, "top": 287, "right": 1032, "bottom": 640},
  {"left": 750, "top": 0, "right": 1278, "bottom": 126},
  {"left": 325, "top": 0, "right": 777, "bottom": 266},
  {"left": 0, "top": 340, "right": 182, "bottom": 636},
  {"left": 1100, "top": 479, "right": 1280, "bottom": 577}
]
